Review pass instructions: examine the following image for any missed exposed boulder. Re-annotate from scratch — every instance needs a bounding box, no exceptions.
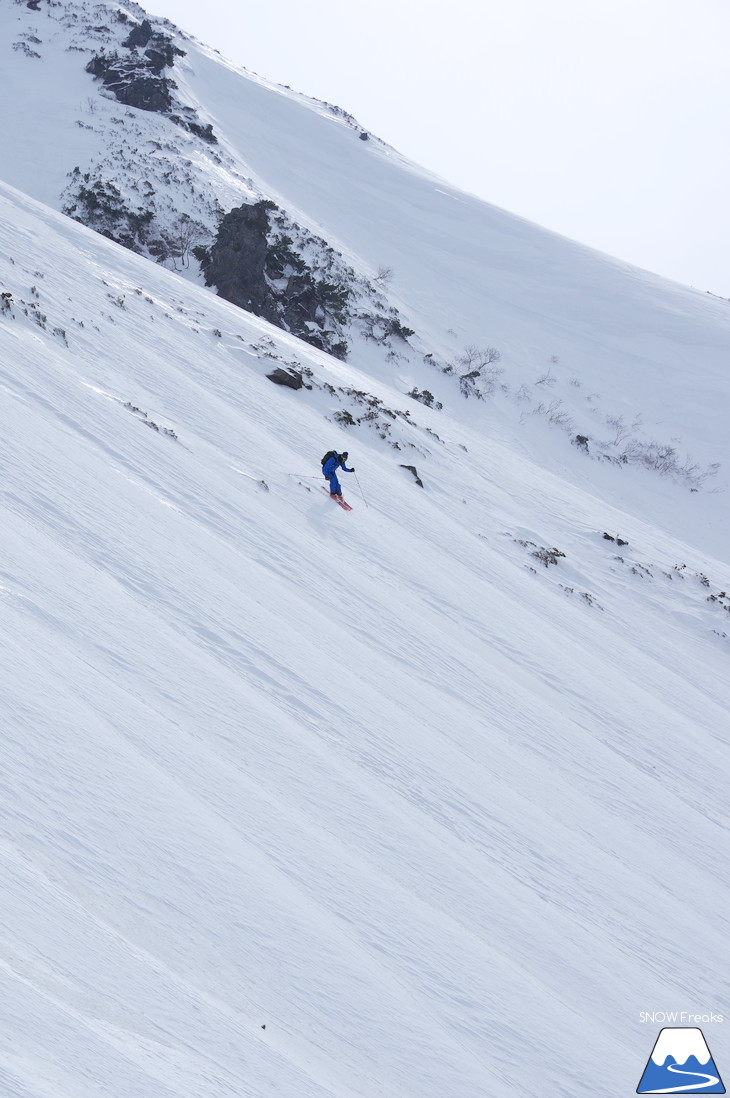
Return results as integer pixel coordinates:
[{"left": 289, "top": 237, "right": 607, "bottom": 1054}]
[
  {"left": 267, "top": 368, "right": 305, "bottom": 390},
  {"left": 122, "top": 19, "right": 154, "bottom": 49},
  {"left": 86, "top": 53, "right": 174, "bottom": 114},
  {"left": 400, "top": 465, "right": 424, "bottom": 487}
]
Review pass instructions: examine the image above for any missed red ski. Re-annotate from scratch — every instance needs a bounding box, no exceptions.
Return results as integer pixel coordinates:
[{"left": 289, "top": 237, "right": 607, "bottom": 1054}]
[{"left": 324, "top": 487, "right": 352, "bottom": 511}]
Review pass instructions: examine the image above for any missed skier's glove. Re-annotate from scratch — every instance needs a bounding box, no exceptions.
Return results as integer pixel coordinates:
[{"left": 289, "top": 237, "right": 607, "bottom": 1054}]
[{"left": 350, "top": 467, "right": 355, "bottom": 472}]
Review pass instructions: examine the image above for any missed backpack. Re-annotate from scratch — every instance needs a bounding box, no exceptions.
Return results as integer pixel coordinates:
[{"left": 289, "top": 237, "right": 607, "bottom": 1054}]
[{"left": 321, "top": 450, "right": 338, "bottom": 469}]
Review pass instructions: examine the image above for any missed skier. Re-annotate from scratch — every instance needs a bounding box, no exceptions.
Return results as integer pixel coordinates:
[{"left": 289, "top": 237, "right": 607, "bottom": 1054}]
[{"left": 322, "top": 450, "right": 355, "bottom": 499}]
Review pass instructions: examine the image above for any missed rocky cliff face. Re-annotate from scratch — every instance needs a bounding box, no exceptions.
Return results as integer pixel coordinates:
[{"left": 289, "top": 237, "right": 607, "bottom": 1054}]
[
  {"left": 201, "top": 199, "right": 419, "bottom": 363},
  {"left": 203, "top": 202, "right": 276, "bottom": 321},
  {"left": 85, "top": 17, "right": 216, "bottom": 140},
  {"left": 202, "top": 201, "right": 352, "bottom": 359}
]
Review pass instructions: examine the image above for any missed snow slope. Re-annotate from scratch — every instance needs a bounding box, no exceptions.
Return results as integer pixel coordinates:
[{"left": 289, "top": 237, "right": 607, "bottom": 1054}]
[
  {"left": 1, "top": 179, "right": 729, "bottom": 1098},
  {"left": 1, "top": 2, "right": 730, "bottom": 1095}
]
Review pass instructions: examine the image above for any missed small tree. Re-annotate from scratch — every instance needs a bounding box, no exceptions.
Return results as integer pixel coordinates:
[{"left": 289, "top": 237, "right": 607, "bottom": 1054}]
[
  {"left": 166, "top": 214, "right": 206, "bottom": 270},
  {"left": 373, "top": 265, "right": 393, "bottom": 289},
  {"left": 452, "top": 345, "right": 503, "bottom": 399}
]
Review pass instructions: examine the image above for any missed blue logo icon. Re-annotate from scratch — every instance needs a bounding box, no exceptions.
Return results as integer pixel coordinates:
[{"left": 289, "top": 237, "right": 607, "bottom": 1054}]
[{"left": 638, "top": 1028, "right": 725, "bottom": 1093}]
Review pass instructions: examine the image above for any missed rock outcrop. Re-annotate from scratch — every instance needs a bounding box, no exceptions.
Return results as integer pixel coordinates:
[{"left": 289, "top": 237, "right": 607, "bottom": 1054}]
[
  {"left": 202, "top": 201, "right": 351, "bottom": 360},
  {"left": 85, "top": 21, "right": 216, "bottom": 142}
]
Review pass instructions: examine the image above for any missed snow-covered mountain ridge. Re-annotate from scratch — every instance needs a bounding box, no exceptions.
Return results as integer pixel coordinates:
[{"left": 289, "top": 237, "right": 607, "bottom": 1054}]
[
  {"left": 3, "top": 0, "right": 730, "bottom": 555},
  {"left": 1, "top": 3, "right": 730, "bottom": 1096}
]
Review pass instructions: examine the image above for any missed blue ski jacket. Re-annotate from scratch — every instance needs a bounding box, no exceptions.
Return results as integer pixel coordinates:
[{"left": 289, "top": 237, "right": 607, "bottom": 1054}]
[{"left": 323, "top": 454, "right": 353, "bottom": 478}]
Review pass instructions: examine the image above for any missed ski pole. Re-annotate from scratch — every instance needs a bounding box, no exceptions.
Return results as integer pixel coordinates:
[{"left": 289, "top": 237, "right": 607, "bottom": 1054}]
[
  {"left": 286, "top": 473, "right": 323, "bottom": 479},
  {"left": 353, "top": 470, "right": 368, "bottom": 508}
]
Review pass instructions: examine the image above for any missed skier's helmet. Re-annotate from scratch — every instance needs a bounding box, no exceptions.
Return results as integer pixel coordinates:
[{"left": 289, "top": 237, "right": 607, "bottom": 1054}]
[{"left": 341, "top": 452, "right": 348, "bottom": 459}]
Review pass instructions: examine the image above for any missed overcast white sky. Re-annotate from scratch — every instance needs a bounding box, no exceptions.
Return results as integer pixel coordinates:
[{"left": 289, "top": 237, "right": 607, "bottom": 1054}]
[{"left": 149, "top": 0, "right": 730, "bottom": 296}]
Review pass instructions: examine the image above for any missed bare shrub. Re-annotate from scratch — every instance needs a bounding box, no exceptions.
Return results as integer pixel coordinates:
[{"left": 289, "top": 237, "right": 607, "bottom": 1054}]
[
  {"left": 451, "top": 344, "right": 503, "bottom": 399},
  {"left": 605, "top": 413, "right": 642, "bottom": 446},
  {"left": 618, "top": 439, "right": 720, "bottom": 488},
  {"left": 373, "top": 265, "right": 393, "bottom": 289},
  {"left": 533, "top": 399, "right": 574, "bottom": 432}
]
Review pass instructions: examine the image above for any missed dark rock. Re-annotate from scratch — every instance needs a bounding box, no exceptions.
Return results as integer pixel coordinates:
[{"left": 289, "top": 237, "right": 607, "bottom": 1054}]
[
  {"left": 400, "top": 464, "right": 424, "bottom": 487},
  {"left": 204, "top": 201, "right": 351, "bottom": 358},
  {"left": 267, "top": 368, "right": 304, "bottom": 390},
  {"left": 186, "top": 120, "right": 217, "bottom": 144},
  {"left": 122, "top": 19, "right": 154, "bottom": 49},
  {"left": 120, "top": 74, "right": 173, "bottom": 113},
  {"left": 122, "top": 22, "right": 182, "bottom": 71},
  {"left": 144, "top": 46, "right": 173, "bottom": 75},
  {"left": 85, "top": 26, "right": 188, "bottom": 121},
  {"left": 359, "top": 131, "right": 369, "bottom": 141},
  {"left": 86, "top": 54, "right": 174, "bottom": 113},
  {"left": 205, "top": 202, "right": 276, "bottom": 321}
]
